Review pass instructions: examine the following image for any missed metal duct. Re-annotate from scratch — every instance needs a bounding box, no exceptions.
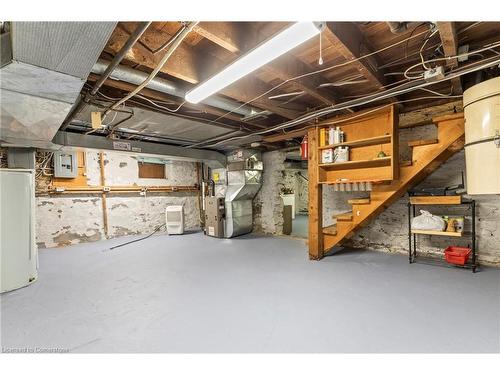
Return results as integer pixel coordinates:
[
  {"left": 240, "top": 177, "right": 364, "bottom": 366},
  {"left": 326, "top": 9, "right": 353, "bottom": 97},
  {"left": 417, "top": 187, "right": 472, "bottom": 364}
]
[
  {"left": 386, "top": 22, "right": 424, "bottom": 34},
  {"left": 1, "top": 22, "right": 116, "bottom": 147},
  {"left": 91, "top": 59, "right": 259, "bottom": 118},
  {"left": 224, "top": 150, "right": 263, "bottom": 238},
  {"left": 11, "top": 22, "right": 116, "bottom": 80}
]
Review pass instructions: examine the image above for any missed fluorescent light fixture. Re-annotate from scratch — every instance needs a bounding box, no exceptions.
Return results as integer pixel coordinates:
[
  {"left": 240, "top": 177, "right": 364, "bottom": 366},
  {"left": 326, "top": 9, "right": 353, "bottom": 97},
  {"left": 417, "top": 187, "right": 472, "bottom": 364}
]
[{"left": 185, "top": 22, "right": 322, "bottom": 104}]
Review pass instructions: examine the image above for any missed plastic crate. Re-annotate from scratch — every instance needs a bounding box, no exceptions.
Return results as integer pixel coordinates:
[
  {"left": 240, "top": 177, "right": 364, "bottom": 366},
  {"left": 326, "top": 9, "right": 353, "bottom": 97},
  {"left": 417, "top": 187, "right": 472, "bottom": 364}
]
[{"left": 444, "top": 246, "right": 471, "bottom": 266}]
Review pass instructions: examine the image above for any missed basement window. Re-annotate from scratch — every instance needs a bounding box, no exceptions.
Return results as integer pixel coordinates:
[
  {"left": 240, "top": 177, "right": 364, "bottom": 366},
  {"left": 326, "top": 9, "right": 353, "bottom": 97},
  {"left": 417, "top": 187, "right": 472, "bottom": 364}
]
[{"left": 138, "top": 162, "right": 166, "bottom": 179}]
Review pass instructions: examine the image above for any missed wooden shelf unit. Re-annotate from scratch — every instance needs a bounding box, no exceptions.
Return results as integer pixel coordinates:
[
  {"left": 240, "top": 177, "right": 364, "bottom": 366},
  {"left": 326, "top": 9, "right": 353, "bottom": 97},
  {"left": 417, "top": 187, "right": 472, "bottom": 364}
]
[{"left": 315, "top": 106, "right": 398, "bottom": 185}]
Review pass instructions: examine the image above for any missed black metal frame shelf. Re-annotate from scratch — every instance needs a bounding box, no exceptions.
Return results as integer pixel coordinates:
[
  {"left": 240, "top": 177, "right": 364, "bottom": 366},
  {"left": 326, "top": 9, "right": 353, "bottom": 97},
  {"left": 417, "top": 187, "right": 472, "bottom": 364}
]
[{"left": 407, "top": 198, "right": 477, "bottom": 273}]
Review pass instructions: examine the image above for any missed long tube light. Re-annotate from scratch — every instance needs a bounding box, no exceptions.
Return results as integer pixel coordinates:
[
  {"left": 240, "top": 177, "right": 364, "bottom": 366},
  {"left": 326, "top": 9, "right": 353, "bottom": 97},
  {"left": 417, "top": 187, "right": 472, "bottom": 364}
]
[{"left": 185, "top": 22, "right": 323, "bottom": 104}]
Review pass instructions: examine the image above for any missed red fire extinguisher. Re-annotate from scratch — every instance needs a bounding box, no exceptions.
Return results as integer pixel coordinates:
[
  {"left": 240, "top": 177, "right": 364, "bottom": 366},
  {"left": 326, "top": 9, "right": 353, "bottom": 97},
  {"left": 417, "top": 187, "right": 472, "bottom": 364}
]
[{"left": 300, "top": 135, "right": 308, "bottom": 160}]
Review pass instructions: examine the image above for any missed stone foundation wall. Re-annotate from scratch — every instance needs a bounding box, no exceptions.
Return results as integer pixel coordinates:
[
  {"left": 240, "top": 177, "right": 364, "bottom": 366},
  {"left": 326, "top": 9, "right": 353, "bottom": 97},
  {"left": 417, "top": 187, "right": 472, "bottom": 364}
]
[{"left": 35, "top": 151, "right": 201, "bottom": 249}]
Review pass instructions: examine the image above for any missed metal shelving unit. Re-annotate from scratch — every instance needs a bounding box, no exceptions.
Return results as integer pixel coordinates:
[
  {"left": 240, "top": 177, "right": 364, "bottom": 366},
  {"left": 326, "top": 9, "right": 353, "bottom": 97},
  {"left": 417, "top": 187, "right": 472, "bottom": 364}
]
[{"left": 407, "top": 197, "right": 477, "bottom": 273}]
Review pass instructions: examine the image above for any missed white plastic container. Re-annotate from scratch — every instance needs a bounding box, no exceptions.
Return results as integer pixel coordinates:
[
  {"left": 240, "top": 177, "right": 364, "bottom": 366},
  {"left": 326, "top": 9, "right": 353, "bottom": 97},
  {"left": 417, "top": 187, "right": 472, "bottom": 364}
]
[
  {"left": 165, "top": 205, "right": 184, "bottom": 234},
  {"left": 334, "top": 146, "right": 349, "bottom": 163},
  {"left": 322, "top": 149, "right": 334, "bottom": 163}
]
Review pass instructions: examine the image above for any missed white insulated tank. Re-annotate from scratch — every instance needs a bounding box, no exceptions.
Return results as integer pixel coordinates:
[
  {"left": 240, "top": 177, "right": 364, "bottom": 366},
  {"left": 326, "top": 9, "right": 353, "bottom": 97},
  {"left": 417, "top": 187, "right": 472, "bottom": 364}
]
[{"left": 463, "top": 77, "right": 500, "bottom": 195}]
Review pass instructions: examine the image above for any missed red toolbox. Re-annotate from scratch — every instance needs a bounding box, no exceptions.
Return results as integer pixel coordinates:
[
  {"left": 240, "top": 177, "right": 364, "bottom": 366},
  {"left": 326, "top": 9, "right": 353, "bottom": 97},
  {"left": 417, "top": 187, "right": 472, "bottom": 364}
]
[{"left": 444, "top": 246, "right": 472, "bottom": 266}]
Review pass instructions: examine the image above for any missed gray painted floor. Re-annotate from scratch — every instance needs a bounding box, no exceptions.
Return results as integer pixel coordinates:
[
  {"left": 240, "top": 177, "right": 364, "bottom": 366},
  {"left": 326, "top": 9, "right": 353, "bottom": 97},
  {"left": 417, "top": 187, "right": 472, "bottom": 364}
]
[
  {"left": 291, "top": 214, "right": 308, "bottom": 238},
  {"left": 1, "top": 232, "right": 499, "bottom": 353}
]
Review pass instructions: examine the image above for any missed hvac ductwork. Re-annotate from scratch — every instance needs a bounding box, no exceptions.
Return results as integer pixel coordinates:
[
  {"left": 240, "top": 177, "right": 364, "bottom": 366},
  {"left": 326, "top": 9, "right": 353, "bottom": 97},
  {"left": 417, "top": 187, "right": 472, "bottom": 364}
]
[
  {"left": 91, "top": 59, "right": 259, "bottom": 118},
  {"left": 0, "top": 22, "right": 116, "bottom": 147},
  {"left": 386, "top": 22, "right": 423, "bottom": 34},
  {"left": 224, "top": 150, "right": 263, "bottom": 238}
]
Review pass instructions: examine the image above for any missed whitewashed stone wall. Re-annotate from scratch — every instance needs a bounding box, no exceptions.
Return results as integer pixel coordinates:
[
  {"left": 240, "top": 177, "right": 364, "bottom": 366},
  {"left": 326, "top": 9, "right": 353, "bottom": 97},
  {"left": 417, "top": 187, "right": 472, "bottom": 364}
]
[
  {"left": 36, "top": 151, "right": 200, "bottom": 248},
  {"left": 253, "top": 150, "right": 286, "bottom": 234},
  {"left": 283, "top": 168, "right": 309, "bottom": 214}
]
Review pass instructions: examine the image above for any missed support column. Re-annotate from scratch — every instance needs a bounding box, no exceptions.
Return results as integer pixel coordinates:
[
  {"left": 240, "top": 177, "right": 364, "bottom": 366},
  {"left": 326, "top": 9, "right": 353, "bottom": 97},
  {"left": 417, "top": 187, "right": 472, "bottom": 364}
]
[{"left": 308, "top": 127, "right": 323, "bottom": 260}]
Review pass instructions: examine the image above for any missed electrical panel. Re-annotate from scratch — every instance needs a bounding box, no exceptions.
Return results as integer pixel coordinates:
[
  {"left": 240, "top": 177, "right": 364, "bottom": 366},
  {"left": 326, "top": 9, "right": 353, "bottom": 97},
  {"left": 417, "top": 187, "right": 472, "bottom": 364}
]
[{"left": 53, "top": 151, "right": 78, "bottom": 178}]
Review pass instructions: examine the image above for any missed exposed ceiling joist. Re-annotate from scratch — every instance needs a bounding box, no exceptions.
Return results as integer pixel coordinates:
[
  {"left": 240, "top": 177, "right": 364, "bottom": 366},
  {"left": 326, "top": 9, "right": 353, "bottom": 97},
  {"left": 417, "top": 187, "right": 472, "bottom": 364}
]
[
  {"left": 195, "top": 22, "right": 338, "bottom": 106},
  {"left": 194, "top": 22, "right": 241, "bottom": 53},
  {"left": 436, "top": 22, "right": 463, "bottom": 94},
  {"left": 323, "top": 22, "right": 386, "bottom": 90},
  {"left": 106, "top": 23, "right": 301, "bottom": 120}
]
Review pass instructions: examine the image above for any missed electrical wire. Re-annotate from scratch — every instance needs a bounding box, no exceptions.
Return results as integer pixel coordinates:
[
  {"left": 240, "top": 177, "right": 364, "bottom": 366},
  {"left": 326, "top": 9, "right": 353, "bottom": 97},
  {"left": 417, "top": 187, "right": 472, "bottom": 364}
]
[
  {"left": 206, "top": 28, "right": 432, "bottom": 123},
  {"left": 201, "top": 95, "right": 462, "bottom": 149},
  {"left": 135, "top": 94, "right": 186, "bottom": 112},
  {"left": 404, "top": 40, "right": 500, "bottom": 79},
  {"left": 105, "top": 22, "right": 198, "bottom": 114},
  {"left": 419, "top": 28, "right": 439, "bottom": 70},
  {"left": 107, "top": 223, "right": 166, "bottom": 251},
  {"left": 192, "top": 53, "right": 500, "bottom": 149}
]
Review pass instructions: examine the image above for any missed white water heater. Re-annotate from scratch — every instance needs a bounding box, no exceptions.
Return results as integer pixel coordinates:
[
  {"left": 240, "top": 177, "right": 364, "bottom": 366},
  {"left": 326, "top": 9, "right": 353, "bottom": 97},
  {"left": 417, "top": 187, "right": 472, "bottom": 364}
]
[
  {"left": 463, "top": 77, "right": 500, "bottom": 194},
  {"left": 166, "top": 205, "right": 184, "bottom": 234}
]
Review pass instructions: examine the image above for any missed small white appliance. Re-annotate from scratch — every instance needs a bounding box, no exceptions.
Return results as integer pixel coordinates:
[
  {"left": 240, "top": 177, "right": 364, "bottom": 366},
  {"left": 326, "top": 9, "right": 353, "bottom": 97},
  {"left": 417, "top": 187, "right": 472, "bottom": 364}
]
[{"left": 165, "top": 205, "right": 184, "bottom": 234}]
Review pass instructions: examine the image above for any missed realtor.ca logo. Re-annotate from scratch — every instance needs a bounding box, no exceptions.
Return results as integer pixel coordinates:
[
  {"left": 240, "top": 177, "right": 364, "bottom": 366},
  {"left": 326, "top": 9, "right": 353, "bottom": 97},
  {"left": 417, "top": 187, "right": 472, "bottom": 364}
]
[{"left": 2, "top": 347, "right": 69, "bottom": 353}]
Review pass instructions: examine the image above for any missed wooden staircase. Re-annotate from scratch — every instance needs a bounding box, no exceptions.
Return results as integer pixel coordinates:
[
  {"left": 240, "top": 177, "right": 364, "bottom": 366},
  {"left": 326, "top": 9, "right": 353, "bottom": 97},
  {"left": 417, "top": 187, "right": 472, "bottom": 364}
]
[{"left": 309, "top": 112, "right": 465, "bottom": 260}]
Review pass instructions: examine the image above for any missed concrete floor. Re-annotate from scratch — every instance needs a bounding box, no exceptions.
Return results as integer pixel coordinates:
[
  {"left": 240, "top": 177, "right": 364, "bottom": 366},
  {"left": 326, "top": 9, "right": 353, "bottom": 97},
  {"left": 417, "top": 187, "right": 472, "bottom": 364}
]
[
  {"left": 291, "top": 214, "right": 308, "bottom": 238},
  {"left": 1, "top": 232, "right": 499, "bottom": 353}
]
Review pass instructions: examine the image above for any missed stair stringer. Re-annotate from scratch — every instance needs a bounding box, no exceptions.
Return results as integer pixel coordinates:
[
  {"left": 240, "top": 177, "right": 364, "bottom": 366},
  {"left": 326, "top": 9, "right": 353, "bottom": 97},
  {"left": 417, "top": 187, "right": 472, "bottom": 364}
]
[{"left": 324, "top": 114, "right": 465, "bottom": 251}]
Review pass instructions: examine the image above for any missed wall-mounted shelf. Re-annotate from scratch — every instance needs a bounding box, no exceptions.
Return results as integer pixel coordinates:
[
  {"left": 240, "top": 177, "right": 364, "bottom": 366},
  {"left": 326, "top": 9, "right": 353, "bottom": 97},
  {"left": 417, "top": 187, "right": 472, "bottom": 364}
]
[
  {"left": 319, "top": 156, "right": 391, "bottom": 170},
  {"left": 318, "top": 134, "right": 391, "bottom": 150},
  {"left": 314, "top": 106, "right": 398, "bottom": 185}
]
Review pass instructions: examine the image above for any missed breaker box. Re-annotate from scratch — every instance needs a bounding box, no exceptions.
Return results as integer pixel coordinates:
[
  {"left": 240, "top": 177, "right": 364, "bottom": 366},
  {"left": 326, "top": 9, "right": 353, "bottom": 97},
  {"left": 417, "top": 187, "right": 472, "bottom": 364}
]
[
  {"left": 205, "top": 197, "right": 225, "bottom": 238},
  {"left": 53, "top": 151, "right": 78, "bottom": 178}
]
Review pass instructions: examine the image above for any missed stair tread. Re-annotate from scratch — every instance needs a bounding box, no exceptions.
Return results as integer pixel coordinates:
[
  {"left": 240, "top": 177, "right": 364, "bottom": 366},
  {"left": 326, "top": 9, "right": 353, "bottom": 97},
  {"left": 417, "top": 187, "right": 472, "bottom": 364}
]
[
  {"left": 347, "top": 198, "right": 370, "bottom": 205},
  {"left": 407, "top": 139, "right": 438, "bottom": 147},
  {"left": 400, "top": 160, "right": 412, "bottom": 167},
  {"left": 335, "top": 212, "right": 353, "bottom": 221},
  {"left": 322, "top": 224, "right": 338, "bottom": 235}
]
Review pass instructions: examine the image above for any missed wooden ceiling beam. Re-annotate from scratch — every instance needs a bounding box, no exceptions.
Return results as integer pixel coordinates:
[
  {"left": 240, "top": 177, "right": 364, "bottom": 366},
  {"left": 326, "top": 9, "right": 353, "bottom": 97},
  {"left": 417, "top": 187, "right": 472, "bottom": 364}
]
[
  {"left": 436, "top": 22, "right": 462, "bottom": 94},
  {"left": 323, "top": 22, "right": 386, "bottom": 90},
  {"left": 437, "top": 22, "right": 459, "bottom": 67},
  {"left": 195, "top": 22, "right": 338, "bottom": 106},
  {"left": 194, "top": 22, "right": 241, "bottom": 53},
  {"left": 105, "top": 23, "right": 301, "bottom": 120}
]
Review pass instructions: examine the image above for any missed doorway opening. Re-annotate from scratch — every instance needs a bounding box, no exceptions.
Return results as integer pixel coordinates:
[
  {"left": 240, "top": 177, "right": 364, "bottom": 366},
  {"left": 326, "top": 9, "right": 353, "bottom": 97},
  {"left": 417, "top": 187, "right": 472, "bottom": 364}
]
[{"left": 282, "top": 150, "right": 308, "bottom": 238}]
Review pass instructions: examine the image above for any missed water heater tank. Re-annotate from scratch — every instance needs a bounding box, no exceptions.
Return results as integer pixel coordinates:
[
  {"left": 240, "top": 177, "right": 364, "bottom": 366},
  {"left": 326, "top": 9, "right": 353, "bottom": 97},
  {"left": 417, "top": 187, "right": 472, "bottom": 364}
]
[{"left": 463, "top": 77, "right": 500, "bottom": 195}]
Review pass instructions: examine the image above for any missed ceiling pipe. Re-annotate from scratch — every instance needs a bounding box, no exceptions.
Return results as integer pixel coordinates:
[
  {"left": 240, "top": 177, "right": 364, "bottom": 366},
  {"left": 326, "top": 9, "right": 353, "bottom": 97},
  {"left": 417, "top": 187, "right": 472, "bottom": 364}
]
[
  {"left": 60, "top": 22, "right": 152, "bottom": 130},
  {"left": 90, "top": 60, "right": 260, "bottom": 118},
  {"left": 106, "top": 22, "right": 198, "bottom": 114},
  {"left": 91, "top": 22, "right": 152, "bottom": 96}
]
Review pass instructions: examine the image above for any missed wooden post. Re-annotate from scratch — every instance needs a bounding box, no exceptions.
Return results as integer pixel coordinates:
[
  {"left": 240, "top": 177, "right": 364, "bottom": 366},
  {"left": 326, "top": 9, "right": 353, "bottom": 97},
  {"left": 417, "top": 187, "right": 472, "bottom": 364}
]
[
  {"left": 308, "top": 127, "right": 323, "bottom": 260},
  {"left": 99, "top": 152, "right": 109, "bottom": 237}
]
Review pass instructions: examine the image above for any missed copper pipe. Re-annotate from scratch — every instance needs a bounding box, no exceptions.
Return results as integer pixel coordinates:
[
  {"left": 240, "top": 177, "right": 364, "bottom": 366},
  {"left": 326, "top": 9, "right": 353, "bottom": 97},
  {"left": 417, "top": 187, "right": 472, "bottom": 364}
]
[
  {"left": 43, "top": 185, "right": 198, "bottom": 195},
  {"left": 99, "top": 152, "right": 109, "bottom": 237}
]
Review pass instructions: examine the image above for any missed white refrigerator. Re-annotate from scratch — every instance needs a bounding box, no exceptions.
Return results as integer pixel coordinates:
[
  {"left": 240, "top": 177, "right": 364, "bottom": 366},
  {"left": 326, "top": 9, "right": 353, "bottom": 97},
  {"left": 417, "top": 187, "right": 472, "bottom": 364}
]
[{"left": 1, "top": 169, "right": 38, "bottom": 293}]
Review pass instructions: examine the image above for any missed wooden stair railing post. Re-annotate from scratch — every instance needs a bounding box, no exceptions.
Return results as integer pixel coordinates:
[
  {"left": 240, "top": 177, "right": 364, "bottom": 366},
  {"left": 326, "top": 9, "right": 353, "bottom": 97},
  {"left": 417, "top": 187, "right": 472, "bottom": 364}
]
[{"left": 308, "top": 127, "right": 324, "bottom": 260}]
